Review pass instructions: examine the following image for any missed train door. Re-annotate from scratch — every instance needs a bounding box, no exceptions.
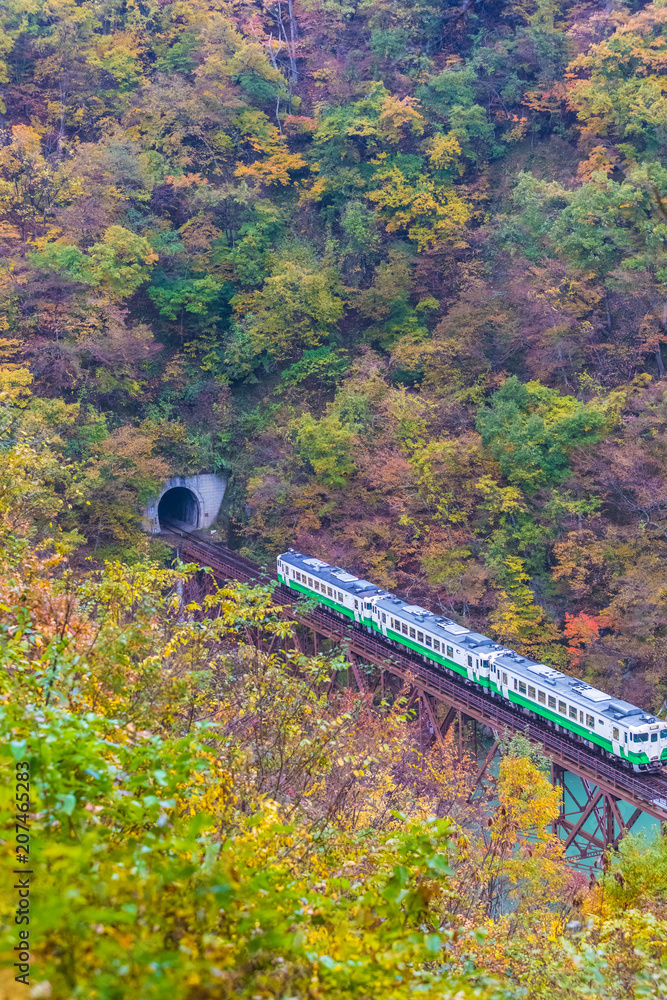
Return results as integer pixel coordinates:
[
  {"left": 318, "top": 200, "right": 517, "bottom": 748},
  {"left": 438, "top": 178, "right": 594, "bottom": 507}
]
[
  {"left": 353, "top": 598, "right": 362, "bottom": 624},
  {"left": 612, "top": 726, "right": 621, "bottom": 758}
]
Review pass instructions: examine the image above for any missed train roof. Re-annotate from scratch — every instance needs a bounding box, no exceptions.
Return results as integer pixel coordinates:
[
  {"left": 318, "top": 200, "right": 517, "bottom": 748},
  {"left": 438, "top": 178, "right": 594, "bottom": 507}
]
[
  {"left": 375, "top": 594, "right": 497, "bottom": 648},
  {"left": 280, "top": 549, "right": 383, "bottom": 597}
]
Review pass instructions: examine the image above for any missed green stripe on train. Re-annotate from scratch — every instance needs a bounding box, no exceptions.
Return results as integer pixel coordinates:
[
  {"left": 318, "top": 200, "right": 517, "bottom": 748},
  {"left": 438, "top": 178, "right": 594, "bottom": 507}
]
[
  {"left": 490, "top": 682, "right": 654, "bottom": 764},
  {"left": 374, "top": 623, "right": 490, "bottom": 686},
  {"left": 279, "top": 576, "right": 356, "bottom": 620}
]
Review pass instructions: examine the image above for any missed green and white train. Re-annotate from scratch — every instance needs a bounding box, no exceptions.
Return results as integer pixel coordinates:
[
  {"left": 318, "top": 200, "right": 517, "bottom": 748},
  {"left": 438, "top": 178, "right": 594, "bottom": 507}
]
[{"left": 278, "top": 548, "right": 667, "bottom": 772}]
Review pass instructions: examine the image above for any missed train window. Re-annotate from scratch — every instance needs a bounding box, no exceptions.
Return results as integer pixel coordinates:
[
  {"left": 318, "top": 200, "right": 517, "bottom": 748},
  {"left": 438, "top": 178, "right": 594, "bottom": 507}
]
[
  {"left": 425, "top": 635, "right": 432, "bottom": 647},
  {"left": 354, "top": 600, "right": 359, "bottom": 609},
  {"left": 402, "top": 623, "right": 408, "bottom": 635},
  {"left": 513, "top": 679, "right": 517, "bottom": 690},
  {"left": 580, "top": 711, "right": 584, "bottom": 723},
  {"left": 338, "top": 592, "right": 343, "bottom": 601},
  {"left": 519, "top": 681, "right": 527, "bottom": 694},
  {"left": 548, "top": 695, "right": 556, "bottom": 709},
  {"left": 482, "top": 659, "right": 489, "bottom": 669},
  {"left": 651, "top": 732, "right": 658, "bottom": 742},
  {"left": 528, "top": 686, "right": 535, "bottom": 699},
  {"left": 295, "top": 572, "right": 301, "bottom": 581},
  {"left": 314, "top": 580, "right": 319, "bottom": 591},
  {"left": 366, "top": 603, "right": 372, "bottom": 610},
  {"left": 447, "top": 645, "right": 454, "bottom": 657},
  {"left": 502, "top": 672, "right": 508, "bottom": 685},
  {"left": 634, "top": 733, "right": 649, "bottom": 743},
  {"left": 569, "top": 706, "right": 577, "bottom": 720},
  {"left": 382, "top": 613, "right": 386, "bottom": 623},
  {"left": 327, "top": 587, "right": 333, "bottom": 597},
  {"left": 538, "top": 690, "right": 546, "bottom": 704},
  {"left": 586, "top": 714, "right": 594, "bottom": 728},
  {"left": 409, "top": 628, "right": 416, "bottom": 639},
  {"left": 613, "top": 728, "right": 619, "bottom": 740},
  {"left": 308, "top": 577, "right": 313, "bottom": 587},
  {"left": 434, "top": 640, "right": 440, "bottom": 651},
  {"left": 467, "top": 655, "right": 473, "bottom": 667},
  {"left": 417, "top": 631, "right": 424, "bottom": 643},
  {"left": 661, "top": 730, "right": 667, "bottom": 739}
]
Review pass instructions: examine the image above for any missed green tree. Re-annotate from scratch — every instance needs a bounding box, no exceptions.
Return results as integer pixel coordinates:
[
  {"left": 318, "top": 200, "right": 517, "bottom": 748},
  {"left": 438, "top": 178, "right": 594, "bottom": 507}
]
[
  {"left": 231, "top": 261, "right": 344, "bottom": 371},
  {"left": 30, "top": 226, "right": 158, "bottom": 300},
  {"left": 295, "top": 411, "right": 357, "bottom": 488},
  {"left": 568, "top": 2, "right": 667, "bottom": 157},
  {"left": 476, "top": 376, "right": 606, "bottom": 492}
]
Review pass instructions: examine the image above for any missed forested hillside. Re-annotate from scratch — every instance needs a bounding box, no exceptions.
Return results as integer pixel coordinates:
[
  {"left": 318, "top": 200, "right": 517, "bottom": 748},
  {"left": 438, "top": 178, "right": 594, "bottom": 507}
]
[
  {"left": 2, "top": 0, "right": 667, "bottom": 994},
  {"left": 3, "top": 0, "right": 667, "bottom": 712}
]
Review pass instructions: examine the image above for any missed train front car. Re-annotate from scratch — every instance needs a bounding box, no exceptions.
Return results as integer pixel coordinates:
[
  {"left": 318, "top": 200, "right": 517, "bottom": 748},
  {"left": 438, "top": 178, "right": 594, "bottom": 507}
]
[
  {"left": 625, "top": 713, "right": 667, "bottom": 770},
  {"left": 489, "top": 650, "right": 667, "bottom": 771}
]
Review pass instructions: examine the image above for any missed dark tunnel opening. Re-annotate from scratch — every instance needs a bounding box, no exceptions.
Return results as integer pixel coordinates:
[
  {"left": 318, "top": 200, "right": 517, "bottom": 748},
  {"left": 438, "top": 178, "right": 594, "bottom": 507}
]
[{"left": 158, "top": 487, "right": 199, "bottom": 529}]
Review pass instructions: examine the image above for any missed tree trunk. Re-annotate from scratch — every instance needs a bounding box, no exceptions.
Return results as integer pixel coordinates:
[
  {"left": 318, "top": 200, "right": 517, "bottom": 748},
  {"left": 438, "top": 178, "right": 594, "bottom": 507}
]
[{"left": 287, "top": 0, "right": 298, "bottom": 83}]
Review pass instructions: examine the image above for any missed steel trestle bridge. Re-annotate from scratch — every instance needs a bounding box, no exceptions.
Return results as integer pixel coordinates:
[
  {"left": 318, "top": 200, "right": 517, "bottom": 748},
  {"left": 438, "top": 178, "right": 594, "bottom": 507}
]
[{"left": 162, "top": 521, "right": 667, "bottom": 862}]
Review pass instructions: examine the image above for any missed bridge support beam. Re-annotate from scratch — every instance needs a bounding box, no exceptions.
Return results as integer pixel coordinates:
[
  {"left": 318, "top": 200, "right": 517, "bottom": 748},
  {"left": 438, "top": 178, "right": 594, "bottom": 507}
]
[
  {"left": 419, "top": 691, "right": 448, "bottom": 749},
  {"left": 347, "top": 652, "right": 366, "bottom": 694},
  {"left": 550, "top": 766, "right": 645, "bottom": 861}
]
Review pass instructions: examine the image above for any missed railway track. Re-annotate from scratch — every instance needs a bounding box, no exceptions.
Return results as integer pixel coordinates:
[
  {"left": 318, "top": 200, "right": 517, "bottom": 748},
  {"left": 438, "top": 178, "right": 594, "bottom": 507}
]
[{"left": 161, "top": 520, "right": 667, "bottom": 823}]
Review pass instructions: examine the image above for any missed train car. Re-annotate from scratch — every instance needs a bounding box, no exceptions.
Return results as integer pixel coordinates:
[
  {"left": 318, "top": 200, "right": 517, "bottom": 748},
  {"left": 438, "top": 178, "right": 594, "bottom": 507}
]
[
  {"left": 487, "top": 650, "right": 665, "bottom": 771},
  {"left": 277, "top": 550, "right": 387, "bottom": 627},
  {"left": 278, "top": 547, "right": 667, "bottom": 772}
]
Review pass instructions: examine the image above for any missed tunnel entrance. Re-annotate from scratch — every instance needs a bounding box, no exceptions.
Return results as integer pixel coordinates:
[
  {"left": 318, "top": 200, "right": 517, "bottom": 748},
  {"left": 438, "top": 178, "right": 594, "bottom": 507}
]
[{"left": 158, "top": 486, "right": 200, "bottom": 529}]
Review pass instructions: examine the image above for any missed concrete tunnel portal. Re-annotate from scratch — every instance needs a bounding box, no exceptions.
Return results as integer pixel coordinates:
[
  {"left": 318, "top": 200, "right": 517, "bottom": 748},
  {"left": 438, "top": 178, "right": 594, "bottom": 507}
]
[
  {"left": 144, "top": 474, "right": 228, "bottom": 534},
  {"left": 158, "top": 486, "right": 200, "bottom": 529}
]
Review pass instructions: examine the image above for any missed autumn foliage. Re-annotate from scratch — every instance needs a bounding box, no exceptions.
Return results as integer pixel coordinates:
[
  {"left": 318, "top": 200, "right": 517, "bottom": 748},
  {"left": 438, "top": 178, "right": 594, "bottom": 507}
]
[
  {"left": 1, "top": 0, "right": 667, "bottom": 993},
  {"left": 1, "top": 439, "right": 667, "bottom": 997}
]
